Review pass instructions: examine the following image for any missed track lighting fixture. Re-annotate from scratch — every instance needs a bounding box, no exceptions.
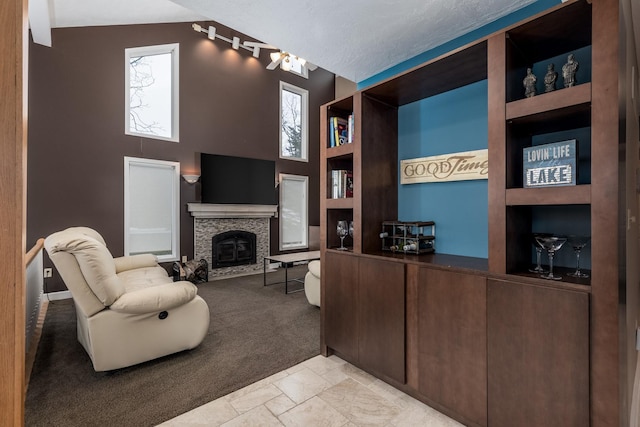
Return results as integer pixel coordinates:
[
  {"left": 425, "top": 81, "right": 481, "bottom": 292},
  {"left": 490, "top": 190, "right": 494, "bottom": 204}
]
[{"left": 191, "top": 22, "right": 316, "bottom": 73}]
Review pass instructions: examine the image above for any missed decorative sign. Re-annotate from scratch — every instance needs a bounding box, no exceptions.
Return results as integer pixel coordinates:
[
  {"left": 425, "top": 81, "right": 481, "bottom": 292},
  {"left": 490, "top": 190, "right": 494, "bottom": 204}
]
[
  {"left": 523, "top": 140, "right": 577, "bottom": 188},
  {"left": 400, "top": 149, "right": 488, "bottom": 184}
]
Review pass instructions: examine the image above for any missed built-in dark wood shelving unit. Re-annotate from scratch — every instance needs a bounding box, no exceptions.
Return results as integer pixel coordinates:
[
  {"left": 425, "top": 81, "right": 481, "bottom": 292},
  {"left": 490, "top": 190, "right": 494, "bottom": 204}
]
[{"left": 320, "top": 1, "right": 625, "bottom": 426}]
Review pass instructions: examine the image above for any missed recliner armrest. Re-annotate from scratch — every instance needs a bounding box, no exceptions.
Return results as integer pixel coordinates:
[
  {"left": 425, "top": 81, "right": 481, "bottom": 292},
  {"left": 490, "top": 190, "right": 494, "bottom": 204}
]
[
  {"left": 114, "top": 254, "right": 159, "bottom": 273},
  {"left": 109, "top": 281, "right": 198, "bottom": 314}
]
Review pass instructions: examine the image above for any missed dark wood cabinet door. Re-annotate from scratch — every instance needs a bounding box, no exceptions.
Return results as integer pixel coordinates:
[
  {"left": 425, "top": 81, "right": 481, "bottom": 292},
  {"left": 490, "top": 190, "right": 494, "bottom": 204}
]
[
  {"left": 487, "top": 279, "right": 589, "bottom": 427},
  {"left": 323, "top": 251, "right": 359, "bottom": 362},
  {"left": 358, "top": 257, "right": 405, "bottom": 383},
  {"left": 418, "top": 267, "right": 488, "bottom": 427}
]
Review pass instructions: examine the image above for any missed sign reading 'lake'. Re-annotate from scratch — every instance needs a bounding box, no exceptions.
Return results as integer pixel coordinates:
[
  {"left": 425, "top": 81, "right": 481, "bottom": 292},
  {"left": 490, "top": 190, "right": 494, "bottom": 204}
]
[{"left": 523, "top": 140, "right": 577, "bottom": 188}]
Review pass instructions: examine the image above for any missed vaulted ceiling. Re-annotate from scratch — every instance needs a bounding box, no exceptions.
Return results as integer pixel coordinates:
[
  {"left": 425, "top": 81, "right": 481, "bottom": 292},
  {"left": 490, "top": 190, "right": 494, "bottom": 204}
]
[{"left": 41, "top": 0, "right": 640, "bottom": 84}]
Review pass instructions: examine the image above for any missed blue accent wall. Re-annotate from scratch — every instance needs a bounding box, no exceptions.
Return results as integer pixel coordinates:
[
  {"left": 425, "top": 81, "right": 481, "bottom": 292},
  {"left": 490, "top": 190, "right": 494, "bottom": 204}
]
[
  {"left": 398, "top": 80, "right": 488, "bottom": 258},
  {"left": 363, "top": 0, "right": 561, "bottom": 259},
  {"left": 358, "top": 0, "right": 560, "bottom": 89}
]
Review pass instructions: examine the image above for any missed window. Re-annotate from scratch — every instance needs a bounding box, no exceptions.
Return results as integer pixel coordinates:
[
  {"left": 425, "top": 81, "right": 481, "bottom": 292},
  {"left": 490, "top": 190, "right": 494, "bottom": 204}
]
[
  {"left": 125, "top": 43, "right": 179, "bottom": 142},
  {"left": 279, "top": 174, "right": 309, "bottom": 250},
  {"left": 280, "top": 82, "right": 308, "bottom": 162},
  {"left": 124, "top": 157, "right": 180, "bottom": 262}
]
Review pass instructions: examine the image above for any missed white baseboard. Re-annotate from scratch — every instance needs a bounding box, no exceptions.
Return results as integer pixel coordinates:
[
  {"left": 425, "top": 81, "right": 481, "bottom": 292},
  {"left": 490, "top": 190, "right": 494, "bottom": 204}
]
[{"left": 45, "top": 290, "right": 72, "bottom": 301}]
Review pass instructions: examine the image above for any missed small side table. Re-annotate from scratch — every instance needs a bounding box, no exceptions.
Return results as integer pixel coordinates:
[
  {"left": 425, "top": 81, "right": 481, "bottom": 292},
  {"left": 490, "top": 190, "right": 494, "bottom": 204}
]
[{"left": 263, "top": 250, "right": 320, "bottom": 294}]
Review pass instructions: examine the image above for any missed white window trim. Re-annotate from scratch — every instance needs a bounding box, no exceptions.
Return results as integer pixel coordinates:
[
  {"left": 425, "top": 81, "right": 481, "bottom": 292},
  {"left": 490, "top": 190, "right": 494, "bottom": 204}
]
[
  {"left": 279, "top": 81, "right": 309, "bottom": 162},
  {"left": 125, "top": 43, "right": 180, "bottom": 143},
  {"left": 279, "top": 173, "right": 309, "bottom": 251},
  {"left": 124, "top": 157, "right": 180, "bottom": 262}
]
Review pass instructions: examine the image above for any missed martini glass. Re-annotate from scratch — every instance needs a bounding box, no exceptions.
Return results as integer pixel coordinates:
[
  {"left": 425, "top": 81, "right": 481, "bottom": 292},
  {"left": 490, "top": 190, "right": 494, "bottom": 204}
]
[
  {"left": 529, "top": 233, "right": 551, "bottom": 273},
  {"left": 535, "top": 235, "right": 567, "bottom": 280},
  {"left": 567, "top": 235, "right": 590, "bottom": 278},
  {"left": 349, "top": 221, "right": 354, "bottom": 239},
  {"left": 336, "top": 220, "right": 349, "bottom": 250}
]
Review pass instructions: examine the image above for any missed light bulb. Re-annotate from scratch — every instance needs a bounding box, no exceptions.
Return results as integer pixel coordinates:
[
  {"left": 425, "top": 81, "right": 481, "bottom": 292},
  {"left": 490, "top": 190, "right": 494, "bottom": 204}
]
[
  {"left": 270, "top": 51, "right": 282, "bottom": 62},
  {"left": 282, "top": 55, "right": 292, "bottom": 71}
]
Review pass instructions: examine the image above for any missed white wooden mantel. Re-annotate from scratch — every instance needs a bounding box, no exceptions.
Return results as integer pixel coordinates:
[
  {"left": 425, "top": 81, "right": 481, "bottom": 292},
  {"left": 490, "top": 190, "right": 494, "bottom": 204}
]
[{"left": 187, "top": 203, "right": 277, "bottom": 219}]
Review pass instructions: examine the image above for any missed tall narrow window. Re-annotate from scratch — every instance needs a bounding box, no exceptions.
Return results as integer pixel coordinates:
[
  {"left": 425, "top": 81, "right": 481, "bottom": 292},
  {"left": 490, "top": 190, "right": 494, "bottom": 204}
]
[
  {"left": 125, "top": 43, "right": 179, "bottom": 142},
  {"left": 279, "top": 174, "right": 308, "bottom": 250},
  {"left": 280, "top": 82, "right": 308, "bottom": 162},
  {"left": 124, "top": 157, "right": 180, "bottom": 262}
]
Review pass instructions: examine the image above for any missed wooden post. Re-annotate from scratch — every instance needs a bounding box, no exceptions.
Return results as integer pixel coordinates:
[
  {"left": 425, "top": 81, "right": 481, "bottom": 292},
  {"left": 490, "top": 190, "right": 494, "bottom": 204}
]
[{"left": 0, "top": 0, "right": 27, "bottom": 424}]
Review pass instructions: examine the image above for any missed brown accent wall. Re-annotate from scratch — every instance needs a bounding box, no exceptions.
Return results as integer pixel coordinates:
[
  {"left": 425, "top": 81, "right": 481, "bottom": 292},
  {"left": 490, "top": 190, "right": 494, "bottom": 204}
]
[{"left": 27, "top": 22, "right": 334, "bottom": 292}]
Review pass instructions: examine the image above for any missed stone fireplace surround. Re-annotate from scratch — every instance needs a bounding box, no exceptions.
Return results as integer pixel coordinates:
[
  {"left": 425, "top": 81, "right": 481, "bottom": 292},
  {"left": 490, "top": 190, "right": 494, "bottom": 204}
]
[{"left": 187, "top": 203, "right": 277, "bottom": 279}]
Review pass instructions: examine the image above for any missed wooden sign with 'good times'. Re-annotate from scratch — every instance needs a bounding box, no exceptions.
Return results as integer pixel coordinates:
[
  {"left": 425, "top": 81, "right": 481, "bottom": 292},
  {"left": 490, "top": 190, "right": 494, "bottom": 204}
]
[{"left": 400, "top": 149, "right": 489, "bottom": 184}]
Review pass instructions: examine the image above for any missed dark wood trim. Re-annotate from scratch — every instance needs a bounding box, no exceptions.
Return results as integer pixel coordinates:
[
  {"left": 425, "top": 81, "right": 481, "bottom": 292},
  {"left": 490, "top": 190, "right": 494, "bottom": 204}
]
[
  {"left": 352, "top": 93, "right": 362, "bottom": 253},
  {"left": 487, "top": 33, "right": 506, "bottom": 274},
  {"left": 505, "top": 185, "right": 591, "bottom": 205},
  {"left": 590, "top": 0, "right": 620, "bottom": 424},
  {"left": 405, "top": 263, "right": 419, "bottom": 390}
]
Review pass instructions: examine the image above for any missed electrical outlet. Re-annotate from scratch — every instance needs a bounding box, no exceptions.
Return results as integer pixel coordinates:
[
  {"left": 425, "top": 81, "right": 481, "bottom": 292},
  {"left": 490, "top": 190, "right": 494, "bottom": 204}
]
[
  {"left": 181, "top": 255, "right": 187, "bottom": 263},
  {"left": 43, "top": 268, "right": 52, "bottom": 278}
]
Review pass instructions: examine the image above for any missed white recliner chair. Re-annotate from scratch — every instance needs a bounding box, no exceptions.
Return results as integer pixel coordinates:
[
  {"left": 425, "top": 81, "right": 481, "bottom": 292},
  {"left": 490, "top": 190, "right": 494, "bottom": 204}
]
[
  {"left": 304, "top": 260, "right": 321, "bottom": 307},
  {"left": 44, "top": 227, "right": 210, "bottom": 371}
]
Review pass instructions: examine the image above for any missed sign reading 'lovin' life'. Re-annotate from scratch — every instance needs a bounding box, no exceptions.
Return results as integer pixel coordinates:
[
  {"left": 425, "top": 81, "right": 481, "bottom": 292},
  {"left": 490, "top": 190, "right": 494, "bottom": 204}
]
[
  {"left": 523, "top": 140, "right": 576, "bottom": 188},
  {"left": 400, "top": 149, "right": 488, "bottom": 184}
]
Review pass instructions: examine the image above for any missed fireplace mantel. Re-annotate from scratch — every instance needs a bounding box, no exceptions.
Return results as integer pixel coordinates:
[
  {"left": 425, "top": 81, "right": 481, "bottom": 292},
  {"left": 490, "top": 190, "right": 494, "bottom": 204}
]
[{"left": 187, "top": 203, "right": 277, "bottom": 219}]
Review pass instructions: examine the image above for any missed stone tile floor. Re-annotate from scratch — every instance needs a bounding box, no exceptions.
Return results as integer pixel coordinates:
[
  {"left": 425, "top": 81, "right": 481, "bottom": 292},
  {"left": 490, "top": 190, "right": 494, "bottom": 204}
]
[{"left": 158, "top": 355, "right": 462, "bottom": 426}]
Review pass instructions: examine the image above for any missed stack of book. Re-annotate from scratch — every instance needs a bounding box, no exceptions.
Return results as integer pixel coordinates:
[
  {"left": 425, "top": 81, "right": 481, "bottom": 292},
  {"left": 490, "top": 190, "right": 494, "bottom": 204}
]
[
  {"left": 331, "top": 169, "right": 353, "bottom": 198},
  {"left": 329, "top": 114, "right": 354, "bottom": 147}
]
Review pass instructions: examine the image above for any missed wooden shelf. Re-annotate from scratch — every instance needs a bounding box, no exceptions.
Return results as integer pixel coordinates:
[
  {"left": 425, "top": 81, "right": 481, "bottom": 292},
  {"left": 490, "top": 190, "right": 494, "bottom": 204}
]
[
  {"left": 506, "top": 83, "right": 591, "bottom": 121},
  {"left": 325, "top": 197, "right": 354, "bottom": 209},
  {"left": 506, "top": 185, "right": 590, "bottom": 206},
  {"left": 326, "top": 143, "right": 354, "bottom": 158}
]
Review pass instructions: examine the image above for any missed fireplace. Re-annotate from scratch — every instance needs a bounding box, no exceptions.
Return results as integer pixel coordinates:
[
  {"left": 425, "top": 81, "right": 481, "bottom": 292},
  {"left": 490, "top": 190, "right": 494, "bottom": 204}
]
[
  {"left": 212, "top": 230, "right": 256, "bottom": 268},
  {"left": 188, "top": 203, "right": 277, "bottom": 279}
]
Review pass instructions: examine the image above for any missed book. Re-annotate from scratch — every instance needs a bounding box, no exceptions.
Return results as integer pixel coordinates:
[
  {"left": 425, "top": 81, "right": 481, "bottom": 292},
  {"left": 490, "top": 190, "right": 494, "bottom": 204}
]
[
  {"left": 328, "top": 119, "right": 336, "bottom": 147},
  {"left": 345, "top": 170, "right": 353, "bottom": 197},
  {"left": 331, "top": 117, "right": 348, "bottom": 146},
  {"left": 347, "top": 114, "right": 354, "bottom": 143},
  {"left": 331, "top": 169, "right": 353, "bottom": 198},
  {"left": 331, "top": 170, "right": 340, "bottom": 198}
]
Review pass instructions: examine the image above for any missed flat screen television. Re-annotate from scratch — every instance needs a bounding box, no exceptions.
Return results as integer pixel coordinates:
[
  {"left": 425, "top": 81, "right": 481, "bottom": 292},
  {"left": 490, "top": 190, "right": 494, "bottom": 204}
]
[{"left": 200, "top": 153, "right": 277, "bottom": 205}]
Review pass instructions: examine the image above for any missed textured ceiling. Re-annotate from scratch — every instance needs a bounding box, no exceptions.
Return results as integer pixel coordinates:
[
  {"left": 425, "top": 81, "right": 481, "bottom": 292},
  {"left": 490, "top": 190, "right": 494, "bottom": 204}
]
[
  {"left": 170, "top": 0, "right": 537, "bottom": 82},
  {"left": 50, "top": 0, "right": 540, "bottom": 82}
]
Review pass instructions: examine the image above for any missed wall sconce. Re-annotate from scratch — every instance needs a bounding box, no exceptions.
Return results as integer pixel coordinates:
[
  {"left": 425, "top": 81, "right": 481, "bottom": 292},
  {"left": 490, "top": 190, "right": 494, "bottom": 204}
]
[{"left": 182, "top": 174, "right": 200, "bottom": 184}]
